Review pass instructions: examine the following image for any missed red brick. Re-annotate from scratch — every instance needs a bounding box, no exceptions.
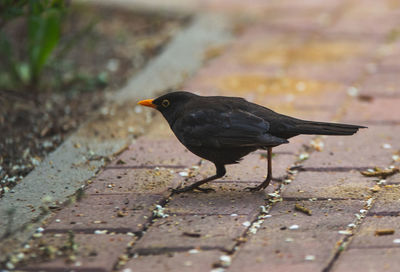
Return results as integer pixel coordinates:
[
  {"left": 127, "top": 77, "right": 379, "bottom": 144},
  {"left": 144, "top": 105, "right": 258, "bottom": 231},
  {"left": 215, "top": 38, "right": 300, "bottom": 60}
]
[
  {"left": 332, "top": 248, "right": 400, "bottom": 272},
  {"left": 264, "top": 0, "right": 344, "bottom": 10},
  {"left": 282, "top": 171, "right": 375, "bottom": 199},
  {"left": 369, "top": 186, "right": 400, "bottom": 214},
  {"left": 20, "top": 233, "right": 132, "bottom": 272},
  {"left": 342, "top": 99, "right": 400, "bottom": 123},
  {"left": 166, "top": 190, "right": 266, "bottom": 215},
  {"left": 45, "top": 194, "right": 163, "bottom": 233},
  {"left": 349, "top": 216, "right": 400, "bottom": 249},
  {"left": 122, "top": 250, "right": 222, "bottom": 272},
  {"left": 254, "top": 89, "right": 345, "bottom": 122},
  {"left": 86, "top": 168, "right": 182, "bottom": 194},
  {"left": 108, "top": 138, "right": 200, "bottom": 168},
  {"left": 229, "top": 200, "right": 363, "bottom": 272},
  {"left": 298, "top": 126, "right": 395, "bottom": 168},
  {"left": 264, "top": 200, "right": 363, "bottom": 231},
  {"left": 132, "top": 215, "right": 252, "bottom": 253},
  {"left": 387, "top": 173, "right": 400, "bottom": 185},
  {"left": 359, "top": 73, "right": 400, "bottom": 96},
  {"left": 203, "top": 0, "right": 342, "bottom": 15},
  {"left": 379, "top": 51, "right": 400, "bottom": 71},
  {"left": 287, "top": 61, "right": 367, "bottom": 85},
  {"left": 326, "top": 3, "right": 396, "bottom": 39}
]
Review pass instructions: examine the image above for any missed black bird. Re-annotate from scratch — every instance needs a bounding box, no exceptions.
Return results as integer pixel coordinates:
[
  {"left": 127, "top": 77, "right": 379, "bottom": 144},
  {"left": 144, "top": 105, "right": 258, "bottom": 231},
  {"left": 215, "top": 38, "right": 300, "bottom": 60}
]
[{"left": 138, "top": 91, "right": 366, "bottom": 193}]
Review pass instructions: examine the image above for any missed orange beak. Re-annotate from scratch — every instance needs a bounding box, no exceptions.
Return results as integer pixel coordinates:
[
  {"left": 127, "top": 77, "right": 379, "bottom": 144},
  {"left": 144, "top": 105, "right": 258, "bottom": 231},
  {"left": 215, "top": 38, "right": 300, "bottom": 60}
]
[{"left": 138, "top": 99, "right": 156, "bottom": 109}]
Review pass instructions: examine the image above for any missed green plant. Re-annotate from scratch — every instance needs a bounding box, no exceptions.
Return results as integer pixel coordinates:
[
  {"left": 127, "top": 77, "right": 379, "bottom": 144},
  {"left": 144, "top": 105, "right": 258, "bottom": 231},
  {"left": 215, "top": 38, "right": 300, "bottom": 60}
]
[{"left": 0, "top": 0, "right": 67, "bottom": 91}]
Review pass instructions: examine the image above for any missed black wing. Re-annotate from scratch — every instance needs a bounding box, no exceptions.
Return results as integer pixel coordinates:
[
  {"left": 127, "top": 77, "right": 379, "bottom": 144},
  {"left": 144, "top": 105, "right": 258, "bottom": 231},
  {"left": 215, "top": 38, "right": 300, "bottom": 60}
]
[{"left": 173, "top": 109, "right": 288, "bottom": 148}]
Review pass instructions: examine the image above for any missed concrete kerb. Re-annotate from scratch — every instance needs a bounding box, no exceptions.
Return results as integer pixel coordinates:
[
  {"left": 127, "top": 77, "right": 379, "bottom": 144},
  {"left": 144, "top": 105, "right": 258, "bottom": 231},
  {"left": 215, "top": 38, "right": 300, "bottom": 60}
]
[{"left": 0, "top": 11, "right": 233, "bottom": 262}]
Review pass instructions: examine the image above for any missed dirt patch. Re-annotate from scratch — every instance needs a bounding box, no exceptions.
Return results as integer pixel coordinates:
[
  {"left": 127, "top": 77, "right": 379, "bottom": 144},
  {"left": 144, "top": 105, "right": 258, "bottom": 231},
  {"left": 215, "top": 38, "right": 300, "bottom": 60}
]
[{"left": 0, "top": 4, "right": 185, "bottom": 196}]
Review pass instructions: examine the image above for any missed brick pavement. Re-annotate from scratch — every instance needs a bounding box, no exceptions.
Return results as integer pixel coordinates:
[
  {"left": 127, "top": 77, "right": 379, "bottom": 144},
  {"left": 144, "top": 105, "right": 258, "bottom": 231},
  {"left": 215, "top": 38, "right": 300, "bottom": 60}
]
[{"left": 13, "top": 0, "right": 400, "bottom": 271}]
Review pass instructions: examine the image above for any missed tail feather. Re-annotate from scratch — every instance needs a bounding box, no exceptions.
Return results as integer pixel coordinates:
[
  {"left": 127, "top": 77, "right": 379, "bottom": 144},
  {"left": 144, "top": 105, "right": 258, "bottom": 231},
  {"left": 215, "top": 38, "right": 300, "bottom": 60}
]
[{"left": 294, "top": 121, "right": 366, "bottom": 136}]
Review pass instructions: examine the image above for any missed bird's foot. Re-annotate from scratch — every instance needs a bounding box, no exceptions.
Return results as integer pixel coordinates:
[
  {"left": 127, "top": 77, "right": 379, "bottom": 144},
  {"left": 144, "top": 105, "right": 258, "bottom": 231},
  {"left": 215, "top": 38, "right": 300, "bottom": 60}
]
[
  {"left": 170, "top": 185, "right": 215, "bottom": 194},
  {"left": 244, "top": 185, "right": 265, "bottom": 192},
  {"left": 194, "top": 187, "right": 215, "bottom": 193}
]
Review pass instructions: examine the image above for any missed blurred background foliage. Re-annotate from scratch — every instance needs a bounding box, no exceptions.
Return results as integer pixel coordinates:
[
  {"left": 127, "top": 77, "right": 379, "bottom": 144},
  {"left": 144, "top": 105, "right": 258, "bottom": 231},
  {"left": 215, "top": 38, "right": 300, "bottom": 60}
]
[{"left": 0, "top": 0, "right": 102, "bottom": 92}]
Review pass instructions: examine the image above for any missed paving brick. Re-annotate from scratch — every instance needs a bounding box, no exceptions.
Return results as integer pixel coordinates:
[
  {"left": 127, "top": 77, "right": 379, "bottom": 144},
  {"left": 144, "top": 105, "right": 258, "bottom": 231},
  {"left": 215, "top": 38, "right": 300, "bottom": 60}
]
[
  {"left": 297, "top": 126, "right": 396, "bottom": 169},
  {"left": 359, "top": 73, "right": 400, "bottom": 96},
  {"left": 379, "top": 51, "right": 400, "bottom": 71},
  {"left": 369, "top": 186, "right": 400, "bottom": 214},
  {"left": 332, "top": 248, "right": 400, "bottom": 272},
  {"left": 264, "top": 0, "right": 344, "bottom": 11},
  {"left": 121, "top": 250, "right": 222, "bottom": 272},
  {"left": 282, "top": 170, "right": 375, "bottom": 199},
  {"left": 166, "top": 190, "right": 266, "bottom": 215},
  {"left": 86, "top": 168, "right": 182, "bottom": 194},
  {"left": 287, "top": 61, "right": 367, "bottom": 85},
  {"left": 387, "top": 173, "right": 400, "bottom": 185},
  {"left": 349, "top": 216, "right": 400, "bottom": 250},
  {"left": 342, "top": 99, "right": 400, "bottom": 124},
  {"left": 326, "top": 1, "right": 397, "bottom": 40},
  {"left": 229, "top": 200, "right": 363, "bottom": 272},
  {"left": 45, "top": 194, "right": 164, "bottom": 233},
  {"left": 108, "top": 138, "right": 200, "bottom": 168},
  {"left": 275, "top": 135, "right": 314, "bottom": 155},
  {"left": 261, "top": 13, "right": 326, "bottom": 34},
  {"left": 250, "top": 88, "right": 346, "bottom": 122},
  {"left": 204, "top": 0, "right": 343, "bottom": 15},
  {"left": 20, "top": 233, "right": 132, "bottom": 272},
  {"left": 265, "top": 200, "right": 364, "bottom": 231},
  {"left": 132, "top": 215, "right": 252, "bottom": 253}
]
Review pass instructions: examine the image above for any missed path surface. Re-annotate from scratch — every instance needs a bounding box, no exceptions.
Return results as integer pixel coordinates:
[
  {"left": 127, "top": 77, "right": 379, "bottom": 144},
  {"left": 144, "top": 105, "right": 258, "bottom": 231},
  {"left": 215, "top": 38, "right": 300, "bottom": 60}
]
[{"left": 5, "top": 0, "right": 400, "bottom": 271}]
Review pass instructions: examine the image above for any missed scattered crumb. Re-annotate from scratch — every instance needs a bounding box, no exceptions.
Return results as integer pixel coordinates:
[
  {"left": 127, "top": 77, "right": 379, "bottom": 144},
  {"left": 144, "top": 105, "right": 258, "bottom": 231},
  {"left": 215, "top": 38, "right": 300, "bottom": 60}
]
[
  {"left": 305, "top": 255, "right": 315, "bottom": 261},
  {"left": 382, "top": 143, "right": 392, "bottom": 149},
  {"left": 295, "top": 203, "right": 312, "bottom": 216},
  {"left": 153, "top": 205, "right": 169, "bottom": 218},
  {"left": 347, "top": 86, "right": 359, "bottom": 97},
  {"left": 360, "top": 167, "right": 399, "bottom": 178},
  {"left": 219, "top": 255, "right": 232, "bottom": 267},
  {"left": 370, "top": 185, "right": 381, "bottom": 192},
  {"left": 375, "top": 229, "right": 395, "bottom": 236},
  {"left": 242, "top": 221, "right": 251, "bottom": 227},
  {"left": 299, "top": 152, "right": 309, "bottom": 161},
  {"left": 310, "top": 138, "right": 324, "bottom": 151}
]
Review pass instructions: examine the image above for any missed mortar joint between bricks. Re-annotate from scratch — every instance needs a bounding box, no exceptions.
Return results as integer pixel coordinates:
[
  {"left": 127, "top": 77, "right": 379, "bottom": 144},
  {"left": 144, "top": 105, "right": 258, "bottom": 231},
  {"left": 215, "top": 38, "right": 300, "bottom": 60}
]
[
  {"left": 112, "top": 196, "right": 171, "bottom": 270},
  {"left": 321, "top": 194, "right": 377, "bottom": 272}
]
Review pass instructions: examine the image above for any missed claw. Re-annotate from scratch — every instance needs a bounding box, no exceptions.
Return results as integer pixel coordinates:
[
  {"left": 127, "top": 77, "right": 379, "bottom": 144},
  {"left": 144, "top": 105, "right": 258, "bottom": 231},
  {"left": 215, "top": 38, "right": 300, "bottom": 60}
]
[
  {"left": 171, "top": 186, "right": 215, "bottom": 194},
  {"left": 195, "top": 187, "right": 215, "bottom": 193},
  {"left": 244, "top": 185, "right": 263, "bottom": 192}
]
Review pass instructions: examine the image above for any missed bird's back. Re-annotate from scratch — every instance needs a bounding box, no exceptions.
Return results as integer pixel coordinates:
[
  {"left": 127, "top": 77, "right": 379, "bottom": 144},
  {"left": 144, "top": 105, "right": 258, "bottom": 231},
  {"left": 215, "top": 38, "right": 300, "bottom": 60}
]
[{"left": 182, "top": 95, "right": 364, "bottom": 139}]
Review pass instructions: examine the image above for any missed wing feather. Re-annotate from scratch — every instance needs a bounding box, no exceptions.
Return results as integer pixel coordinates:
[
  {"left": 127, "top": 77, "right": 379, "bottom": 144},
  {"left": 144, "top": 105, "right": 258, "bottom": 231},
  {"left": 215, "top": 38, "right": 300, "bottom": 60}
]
[{"left": 172, "top": 109, "right": 288, "bottom": 148}]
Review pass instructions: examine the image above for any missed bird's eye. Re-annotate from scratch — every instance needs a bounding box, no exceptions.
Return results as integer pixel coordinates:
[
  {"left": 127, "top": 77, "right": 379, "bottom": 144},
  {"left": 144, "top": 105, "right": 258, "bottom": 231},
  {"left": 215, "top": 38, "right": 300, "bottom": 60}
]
[{"left": 161, "top": 99, "right": 170, "bottom": 108}]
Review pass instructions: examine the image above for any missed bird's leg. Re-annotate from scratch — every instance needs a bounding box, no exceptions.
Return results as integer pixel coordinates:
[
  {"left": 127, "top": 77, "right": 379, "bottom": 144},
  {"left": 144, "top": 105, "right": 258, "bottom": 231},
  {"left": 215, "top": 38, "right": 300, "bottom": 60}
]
[
  {"left": 245, "top": 147, "right": 273, "bottom": 191},
  {"left": 172, "top": 164, "right": 226, "bottom": 194}
]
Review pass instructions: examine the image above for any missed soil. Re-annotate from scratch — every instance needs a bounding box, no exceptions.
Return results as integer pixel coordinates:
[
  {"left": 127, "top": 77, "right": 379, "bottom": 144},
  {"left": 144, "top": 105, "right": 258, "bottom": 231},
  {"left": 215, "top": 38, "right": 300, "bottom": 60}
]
[{"left": 0, "top": 4, "right": 186, "bottom": 197}]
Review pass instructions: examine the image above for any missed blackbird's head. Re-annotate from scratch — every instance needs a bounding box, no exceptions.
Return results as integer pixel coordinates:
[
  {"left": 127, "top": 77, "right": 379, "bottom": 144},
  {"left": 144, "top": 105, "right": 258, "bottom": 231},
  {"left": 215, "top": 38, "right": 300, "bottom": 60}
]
[{"left": 138, "top": 91, "right": 197, "bottom": 125}]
